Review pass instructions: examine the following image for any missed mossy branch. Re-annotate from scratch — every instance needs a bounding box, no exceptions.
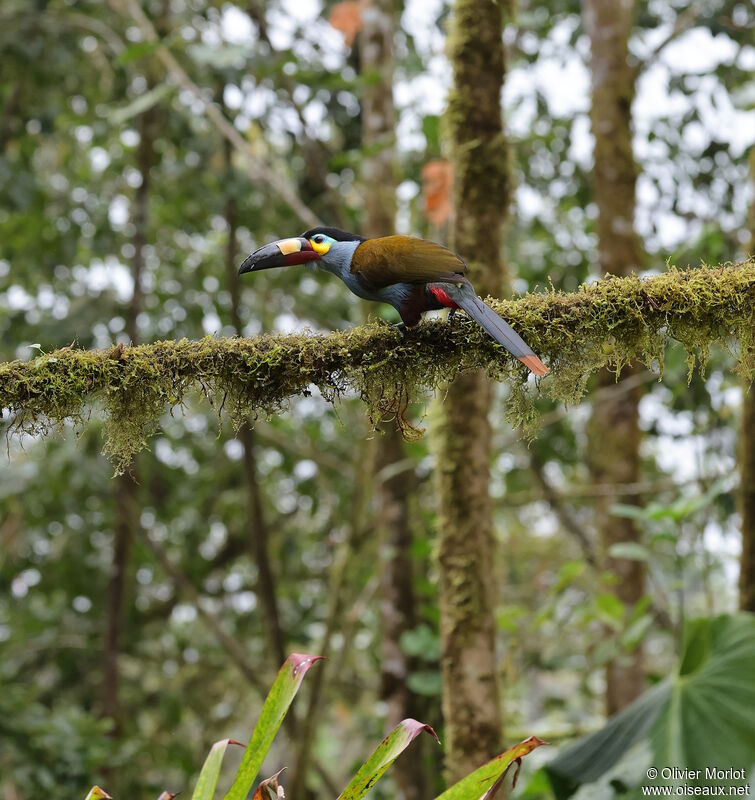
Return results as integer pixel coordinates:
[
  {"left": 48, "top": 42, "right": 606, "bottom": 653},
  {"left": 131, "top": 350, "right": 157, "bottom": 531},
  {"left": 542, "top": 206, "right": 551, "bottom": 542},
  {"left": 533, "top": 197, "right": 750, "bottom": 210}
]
[{"left": 2, "top": 260, "right": 753, "bottom": 472}]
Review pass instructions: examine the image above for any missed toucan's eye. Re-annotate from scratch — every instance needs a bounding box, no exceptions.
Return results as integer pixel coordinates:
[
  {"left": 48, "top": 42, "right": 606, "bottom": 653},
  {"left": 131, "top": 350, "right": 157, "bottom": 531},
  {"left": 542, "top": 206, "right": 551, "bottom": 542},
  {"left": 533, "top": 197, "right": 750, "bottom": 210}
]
[{"left": 313, "top": 235, "right": 324, "bottom": 243}]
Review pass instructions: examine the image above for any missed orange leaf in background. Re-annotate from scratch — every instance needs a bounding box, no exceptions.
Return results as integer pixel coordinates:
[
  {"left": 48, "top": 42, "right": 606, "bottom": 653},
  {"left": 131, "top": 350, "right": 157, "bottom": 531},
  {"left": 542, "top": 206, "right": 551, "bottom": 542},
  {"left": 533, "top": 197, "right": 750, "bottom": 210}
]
[
  {"left": 421, "top": 160, "right": 453, "bottom": 227},
  {"left": 328, "top": 1, "right": 365, "bottom": 47}
]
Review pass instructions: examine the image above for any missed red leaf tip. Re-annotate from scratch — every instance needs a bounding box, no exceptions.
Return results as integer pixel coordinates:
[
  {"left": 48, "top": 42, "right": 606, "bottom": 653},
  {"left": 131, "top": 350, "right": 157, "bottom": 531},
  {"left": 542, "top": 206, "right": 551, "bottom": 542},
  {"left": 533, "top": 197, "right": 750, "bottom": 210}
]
[
  {"left": 288, "top": 653, "right": 326, "bottom": 677},
  {"left": 400, "top": 718, "right": 441, "bottom": 745}
]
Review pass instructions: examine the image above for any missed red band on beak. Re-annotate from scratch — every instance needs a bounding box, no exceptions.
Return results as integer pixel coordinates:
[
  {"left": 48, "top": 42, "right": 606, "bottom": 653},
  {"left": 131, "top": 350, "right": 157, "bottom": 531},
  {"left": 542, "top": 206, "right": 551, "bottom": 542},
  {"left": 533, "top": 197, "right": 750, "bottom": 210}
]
[{"left": 284, "top": 250, "right": 320, "bottom": 265}]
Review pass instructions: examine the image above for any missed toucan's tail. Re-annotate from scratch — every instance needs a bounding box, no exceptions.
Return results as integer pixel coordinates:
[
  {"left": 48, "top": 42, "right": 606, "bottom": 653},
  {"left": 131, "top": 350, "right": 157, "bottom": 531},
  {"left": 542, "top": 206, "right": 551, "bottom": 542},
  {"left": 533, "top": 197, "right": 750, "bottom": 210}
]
[{"left": 443, "top": 285, "right": 549, "bottom": 376}]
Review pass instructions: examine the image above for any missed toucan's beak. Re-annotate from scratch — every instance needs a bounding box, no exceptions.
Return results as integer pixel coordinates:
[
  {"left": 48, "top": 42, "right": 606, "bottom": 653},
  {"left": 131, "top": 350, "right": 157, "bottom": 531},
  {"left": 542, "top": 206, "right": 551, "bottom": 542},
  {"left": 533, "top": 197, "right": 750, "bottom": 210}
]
[{"left": 239, "top": 237, "right": 319, "bottom": 275}]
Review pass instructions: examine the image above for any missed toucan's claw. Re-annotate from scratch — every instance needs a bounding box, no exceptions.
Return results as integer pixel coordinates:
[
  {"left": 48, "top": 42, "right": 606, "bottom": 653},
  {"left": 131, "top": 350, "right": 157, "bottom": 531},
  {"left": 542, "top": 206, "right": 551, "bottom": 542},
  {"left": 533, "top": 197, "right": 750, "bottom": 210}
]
[{"left": 392, "top": 321, "right": 407, "bottom": 337}]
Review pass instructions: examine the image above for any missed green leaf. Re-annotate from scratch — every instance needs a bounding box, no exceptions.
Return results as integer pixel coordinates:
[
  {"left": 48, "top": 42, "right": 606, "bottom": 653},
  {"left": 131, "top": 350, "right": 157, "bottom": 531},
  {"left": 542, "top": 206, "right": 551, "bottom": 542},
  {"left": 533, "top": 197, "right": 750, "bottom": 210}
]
[
  {"left": 656, "top": 615, "right": 755, "bottom": 773},
  {"left": 422, "top": 115, "right": 441, "bottom": 156},
  {"left": 609, "top": 503, "right": 649, "bottom": 521},
  {"left": 666, "top": 479, "right": 728, "bottom": 522},
  {"left": 116, "top": 40, "right": 161, "bottom": 65},
  {"left": 622, "top": 613, "right": 653, "bottom": 652},
  {"left": 84, "top": 788, "right": 112, "bottom": 800},
  {"left": 337, "top": 719, "right": 440, "bottom": 800},
  {"left": 435, "top": 736, "right": 547, "bottom": 800},
  {"left": 406, "top": 669, "right": 442, "bottom": 696},
  {"left": 677, "top": 616, "right": 713, "bottom": 675},
  {"left": 648, "top": 530, "right": 676, "bottom": 544},
  {"left": 553, "top": 561, "right": 586, "bottom": 592},
  {"left": 546, "top": 614, "right": 755, "bottom": 799},
  {"left": 496, "top": 605, "right": 529, "bottom": 632},
  {"left": 109, "top": 85, "right": 172, "bottom": 126},
  {"left": 595, "top": 594, "right": 625, "bottom": 623},
  {"left": 192, "top": 739, "right": 243, "bottom": 800},
  {"left": 545, "top": 681, "right": 668, "bottom": 799},
  {"left": 223, "top": 654, "right": 323, "bottom": 800},
  {"left": 517, "top": 767, "right": 554, "bottom": 798},
  {"left": 607, "top": 542, "right": 649, "bottom": 561},
  {"left": 644, "top": 503, "right": 679, "bottom": 521},
  {"left": 400, "top": 624, "right": 441, "bottom": 660},
  {"left": 186, "top": 44, "right": 249, "bottom": 69}
]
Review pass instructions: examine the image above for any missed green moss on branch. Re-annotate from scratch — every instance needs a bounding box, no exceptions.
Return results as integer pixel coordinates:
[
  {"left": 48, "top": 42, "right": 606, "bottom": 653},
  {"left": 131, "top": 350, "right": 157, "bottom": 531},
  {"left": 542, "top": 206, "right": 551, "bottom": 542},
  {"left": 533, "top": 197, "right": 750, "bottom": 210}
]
[{"left": 1, "top": 260, "right": 753, "bottom": 472}]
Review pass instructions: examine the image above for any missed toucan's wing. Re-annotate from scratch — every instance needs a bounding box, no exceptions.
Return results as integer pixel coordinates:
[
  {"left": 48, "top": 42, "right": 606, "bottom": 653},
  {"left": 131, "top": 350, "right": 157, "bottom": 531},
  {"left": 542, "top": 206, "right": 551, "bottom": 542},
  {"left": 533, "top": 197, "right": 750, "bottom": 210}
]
[{"left": 351, "top": 235, "right": 466, "bottom": 291}]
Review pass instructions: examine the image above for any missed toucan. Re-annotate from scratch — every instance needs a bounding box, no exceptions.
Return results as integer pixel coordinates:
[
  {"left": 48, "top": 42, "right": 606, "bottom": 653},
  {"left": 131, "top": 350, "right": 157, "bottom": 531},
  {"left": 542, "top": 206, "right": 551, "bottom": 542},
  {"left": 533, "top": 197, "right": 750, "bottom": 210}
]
[{"left": 239, "top": 227, "right": 548, "bottom": 376}]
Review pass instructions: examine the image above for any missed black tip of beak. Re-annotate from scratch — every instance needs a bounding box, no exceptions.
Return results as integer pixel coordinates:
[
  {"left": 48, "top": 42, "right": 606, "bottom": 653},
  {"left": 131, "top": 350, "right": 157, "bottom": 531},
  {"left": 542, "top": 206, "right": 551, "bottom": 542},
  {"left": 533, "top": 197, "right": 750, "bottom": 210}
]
[
  {"left": 238, "top": 237, "right": 320, "bottom": 276},
  {"left": 238, "top": 253, "right": 256, "bottom": 275},
  {"left": 238, "top": 241, "right": 289, "bottom": 275},
  {"left": 238, "top": 251, "right": 272, "bottom": 275}
]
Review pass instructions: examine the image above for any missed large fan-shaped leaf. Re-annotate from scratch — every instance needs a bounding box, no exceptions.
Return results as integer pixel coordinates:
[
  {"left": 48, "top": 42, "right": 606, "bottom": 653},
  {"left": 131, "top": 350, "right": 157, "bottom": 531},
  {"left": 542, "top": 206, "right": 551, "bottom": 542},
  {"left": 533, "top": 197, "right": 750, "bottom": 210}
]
[
  {"left": 545, "top": 614, "right": 755, "bottom": 799},
  {"left": 544, "top": 682, "right": 668, "bottom": 798},
  {"left": 651, "top": 614, "right": 755, "bottom": 771}
]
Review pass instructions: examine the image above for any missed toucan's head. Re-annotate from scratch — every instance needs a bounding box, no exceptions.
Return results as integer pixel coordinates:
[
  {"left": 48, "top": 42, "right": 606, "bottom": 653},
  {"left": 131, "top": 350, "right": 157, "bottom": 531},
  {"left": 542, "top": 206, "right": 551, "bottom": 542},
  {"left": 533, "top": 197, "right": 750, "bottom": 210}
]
[{"left": 238, "top": 227, "right": 365, "bottom": 275}]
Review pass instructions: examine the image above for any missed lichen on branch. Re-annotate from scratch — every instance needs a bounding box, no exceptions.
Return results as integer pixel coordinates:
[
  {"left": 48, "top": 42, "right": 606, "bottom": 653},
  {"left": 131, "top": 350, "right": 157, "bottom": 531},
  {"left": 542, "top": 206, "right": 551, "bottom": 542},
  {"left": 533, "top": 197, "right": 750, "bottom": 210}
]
[{"left": 1, "top": 260, "right": 753, "bottom": 473}]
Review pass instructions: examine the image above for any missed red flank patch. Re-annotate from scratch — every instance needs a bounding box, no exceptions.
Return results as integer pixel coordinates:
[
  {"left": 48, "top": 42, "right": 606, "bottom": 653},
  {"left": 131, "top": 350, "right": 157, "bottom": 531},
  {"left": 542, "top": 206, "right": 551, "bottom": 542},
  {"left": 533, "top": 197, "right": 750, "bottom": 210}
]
[{"left": 429, "top": 285, "right": 459, "bottom": 309}]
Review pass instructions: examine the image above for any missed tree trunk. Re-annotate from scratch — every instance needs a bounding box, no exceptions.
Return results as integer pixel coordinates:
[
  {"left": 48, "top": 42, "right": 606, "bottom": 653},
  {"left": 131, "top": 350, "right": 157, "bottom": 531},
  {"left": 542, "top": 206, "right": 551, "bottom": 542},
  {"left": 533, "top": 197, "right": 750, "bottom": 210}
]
[
  {"left": 223, "top": 138, "right": 286, "bottom": 666},
  {"left": 101, "top": 475, "right": 136, "bottom": 728},
  {"left": 741, "top": 387, "right": 755, "bottom": 611},
  {"left": 360, "top": 5, "right": 429, "bottom": 797},
  {"left": 101, "top": 104, "right": 155, "bottom": 728},
  {"left": 436, "top": 0, "right": 508, "bottom": 782},
  {"left": 584, "top": 0, "right": 646, "bottom": 714},
  {"left": 361, "top": 0, "right": 397, "bottom": 239},
  {"left": 739, "top": 151, "right": 755, "bottom": 612}
]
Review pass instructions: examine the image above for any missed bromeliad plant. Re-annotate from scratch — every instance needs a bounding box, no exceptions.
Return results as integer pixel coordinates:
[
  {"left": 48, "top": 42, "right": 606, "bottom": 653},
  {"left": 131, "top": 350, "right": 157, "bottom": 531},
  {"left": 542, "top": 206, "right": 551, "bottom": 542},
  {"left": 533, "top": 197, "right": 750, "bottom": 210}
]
[{"left": 84, "top": 654, "right": 544, "bottom": 800}]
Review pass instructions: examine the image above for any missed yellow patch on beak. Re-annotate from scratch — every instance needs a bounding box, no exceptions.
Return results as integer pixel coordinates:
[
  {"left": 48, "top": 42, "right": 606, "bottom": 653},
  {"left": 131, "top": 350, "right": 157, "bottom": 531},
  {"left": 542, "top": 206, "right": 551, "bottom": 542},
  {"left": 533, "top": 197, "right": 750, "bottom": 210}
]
[
  {"left": 310, "top": 239, "right": 331, "bottom": 256},
  {"left": 276, "top": 238, "right": 303, "bottom": 255}
]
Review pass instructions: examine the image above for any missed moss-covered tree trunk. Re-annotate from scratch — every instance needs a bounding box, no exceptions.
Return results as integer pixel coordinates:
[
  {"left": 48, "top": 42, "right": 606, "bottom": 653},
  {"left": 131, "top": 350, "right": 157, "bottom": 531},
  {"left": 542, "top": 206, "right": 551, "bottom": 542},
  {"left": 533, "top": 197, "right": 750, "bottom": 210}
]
[
  {"left": 361, "top": 5, "right": 429, "bottom": 797},
  {"left": 584, "top": 0, "right": 646, "bottom": 714},
  {"left": 436, "top": 0, "right": 507, "bottom": 781},
  {"left": 739, "top": 151, "right": 755, "bottom": 612}
]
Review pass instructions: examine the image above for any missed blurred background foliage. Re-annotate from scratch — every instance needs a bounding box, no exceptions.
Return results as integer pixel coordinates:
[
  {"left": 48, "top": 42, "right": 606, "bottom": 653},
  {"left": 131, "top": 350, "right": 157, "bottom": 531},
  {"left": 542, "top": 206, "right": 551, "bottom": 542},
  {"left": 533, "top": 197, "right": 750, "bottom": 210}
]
[{"left": 0, "top": 0, "right": 753, "bottom": 798}]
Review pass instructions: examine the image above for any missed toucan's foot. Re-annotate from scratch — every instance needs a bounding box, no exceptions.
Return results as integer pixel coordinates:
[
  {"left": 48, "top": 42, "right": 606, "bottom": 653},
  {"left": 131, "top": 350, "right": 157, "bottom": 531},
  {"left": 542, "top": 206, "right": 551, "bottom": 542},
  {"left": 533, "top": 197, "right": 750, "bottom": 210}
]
[{"left": 392, "top": 321, "right": 407, "bottom": 337}]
